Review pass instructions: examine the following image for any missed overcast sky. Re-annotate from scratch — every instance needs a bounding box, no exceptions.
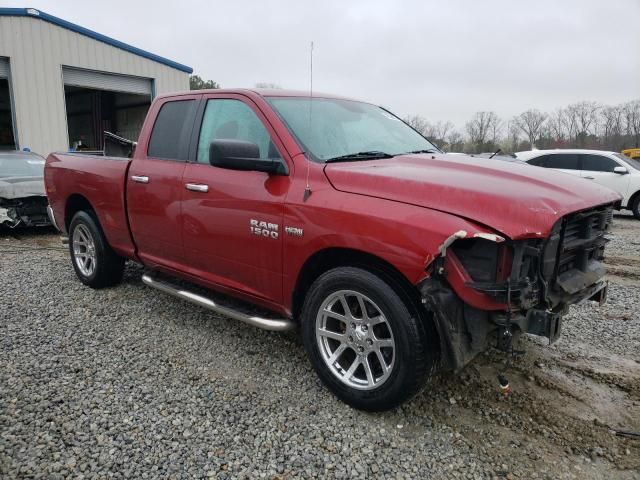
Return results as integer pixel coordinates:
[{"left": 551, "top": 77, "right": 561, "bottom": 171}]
[{"left": 9, "top": 0, "right": 640, "bottom": 128}]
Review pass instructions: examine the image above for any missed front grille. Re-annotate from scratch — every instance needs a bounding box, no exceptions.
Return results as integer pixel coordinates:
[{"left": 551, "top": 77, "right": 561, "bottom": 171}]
[{"left": 556, "top": 205, "right": 612, "bottom": 276}]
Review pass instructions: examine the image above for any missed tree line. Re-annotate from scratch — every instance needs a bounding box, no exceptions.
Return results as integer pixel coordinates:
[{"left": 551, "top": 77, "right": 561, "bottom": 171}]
[
  {"left": 189, "top": 75, "right": 283, "bottom": 91},
  {"left": 404, "top": 99, "right": 640, "bottom": 154},
  {"left": 189, "top": 75, "right": 639, "bottom": 154}
]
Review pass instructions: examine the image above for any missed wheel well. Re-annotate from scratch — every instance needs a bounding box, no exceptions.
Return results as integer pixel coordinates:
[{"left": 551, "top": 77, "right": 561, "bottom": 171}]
[
  {"left": 628, "top": 190, "right": 640, "bottom": 210},
  {"left": 291, "top": 247, "right": 422, "bottom": 321},
  {"left": 65, "top": 194, "right": 95, "bottom": 231}
]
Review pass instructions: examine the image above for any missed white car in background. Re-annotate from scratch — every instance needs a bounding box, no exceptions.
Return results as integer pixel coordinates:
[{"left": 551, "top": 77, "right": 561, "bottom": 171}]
[{"left": 515, "top": 149, "right": 640, "bottom": 219}]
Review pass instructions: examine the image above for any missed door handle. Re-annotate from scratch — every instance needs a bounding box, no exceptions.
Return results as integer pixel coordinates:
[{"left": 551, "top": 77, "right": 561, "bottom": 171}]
[
  {"left": 131, "top": 175, "right": 149, "bottom": 184},
  {"left": 185, "top": 183, "right": 209, "bottom": 193},
  {"left": 584, "top": 176, "right": 595, "bottom": 180}
]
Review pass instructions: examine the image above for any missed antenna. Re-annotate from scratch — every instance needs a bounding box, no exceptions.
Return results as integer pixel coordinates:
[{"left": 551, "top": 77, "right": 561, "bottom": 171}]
[{"left": 303, "top": 41, "right": 314, "bottom": 202}]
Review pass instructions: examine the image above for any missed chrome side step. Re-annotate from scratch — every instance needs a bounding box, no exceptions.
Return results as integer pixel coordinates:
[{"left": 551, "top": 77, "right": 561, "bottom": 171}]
[{"left": 141, "top": 274, "right": 296, "bottom": 332}]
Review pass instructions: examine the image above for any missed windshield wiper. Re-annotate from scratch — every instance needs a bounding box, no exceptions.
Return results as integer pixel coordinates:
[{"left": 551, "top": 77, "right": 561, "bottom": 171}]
[
  {"left": 404, "top": 149, "right": 439, "bottom": 154},
  {"left": 325, "top": 151, "right": 395, "bottom": 163}
]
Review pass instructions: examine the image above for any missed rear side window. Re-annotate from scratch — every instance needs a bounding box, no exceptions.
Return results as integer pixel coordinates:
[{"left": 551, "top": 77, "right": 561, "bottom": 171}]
[
  {"left": 528, "top": 155, "right": 548, "bottom": 167},
  {"left": 148, "top": 100, "right": 197, "bottom": 160},
  {"left": 545, "top": 154, "right": 579, "bottom": 170},
  {"left": 581, "top": 154, "right": 618, "bottom": 172}
]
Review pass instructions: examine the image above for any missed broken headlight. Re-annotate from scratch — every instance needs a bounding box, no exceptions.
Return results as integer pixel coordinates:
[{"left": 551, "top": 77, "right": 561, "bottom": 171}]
[{"left": 451, "top": 238, "right": 541, "bottom": 308}]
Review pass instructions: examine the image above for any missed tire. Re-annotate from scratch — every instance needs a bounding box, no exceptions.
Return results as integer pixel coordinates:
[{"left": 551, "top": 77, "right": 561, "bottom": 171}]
[
  {"left": 631, "top": 196, "right": 640, "bottom": 220},
  {"left": 301, "top": 267, "right": 438, "bottom": 411},
  {"left": 68, "top": 210, "right": 125, "bottom": 288}
]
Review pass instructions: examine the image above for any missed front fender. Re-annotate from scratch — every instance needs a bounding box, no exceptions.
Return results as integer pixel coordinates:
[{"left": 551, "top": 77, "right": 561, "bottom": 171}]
[{"left": 282, "top": 189, "right": 505, "bottom": 309}]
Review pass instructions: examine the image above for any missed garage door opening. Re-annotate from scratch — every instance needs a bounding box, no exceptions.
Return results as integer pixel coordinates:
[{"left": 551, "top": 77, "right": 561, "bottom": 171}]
[
  {"left": 64, "top": 85, "right": 150, "bottom": 152},
  {"left": 0, "top": 78, "right": 16, "bottom": 151}
]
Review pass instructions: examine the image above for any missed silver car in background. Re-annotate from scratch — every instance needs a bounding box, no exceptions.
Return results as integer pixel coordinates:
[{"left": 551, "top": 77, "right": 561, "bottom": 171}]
[{"left": 0, "top": 150, "right": 51, "bottom": 228}]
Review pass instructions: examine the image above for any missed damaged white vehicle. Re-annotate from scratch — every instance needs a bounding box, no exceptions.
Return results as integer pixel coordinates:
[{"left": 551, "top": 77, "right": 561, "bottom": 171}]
[{"left": 0, "top": 151, "right": 51, "bottom": 228}]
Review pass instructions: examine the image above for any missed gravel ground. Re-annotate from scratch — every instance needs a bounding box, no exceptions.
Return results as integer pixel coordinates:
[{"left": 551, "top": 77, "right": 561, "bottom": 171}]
[{"left": 1, "top": 216, "right": 639, "bottom": 479}]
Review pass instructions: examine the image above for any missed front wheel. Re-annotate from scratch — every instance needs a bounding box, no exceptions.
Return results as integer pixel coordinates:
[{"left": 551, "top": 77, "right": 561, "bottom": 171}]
[
  {"left": 631, "top": 196, "right": 640, "bottom": 220},
  {"left": 69, "top": 211, "right": 125, "bottom": 288},
  {"left": 301, "top": 267, "right": 438, "bottom": 411}
]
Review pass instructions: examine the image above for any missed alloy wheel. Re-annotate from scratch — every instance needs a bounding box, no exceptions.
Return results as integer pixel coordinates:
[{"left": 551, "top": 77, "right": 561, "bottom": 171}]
[{"left": 316, "top": 290, "right": 395, "bottom": 390}]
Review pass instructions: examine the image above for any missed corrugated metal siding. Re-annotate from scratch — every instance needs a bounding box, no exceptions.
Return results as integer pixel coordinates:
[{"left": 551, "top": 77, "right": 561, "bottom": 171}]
[
  {"left": 0, "top": 16, "right": 189, "bottom": 156},
  {"left": 62, "top": 67, "right": 152, "bottom": 95},
  {"left": 0, "top": 57, "right": 8, "bottom": 77}
]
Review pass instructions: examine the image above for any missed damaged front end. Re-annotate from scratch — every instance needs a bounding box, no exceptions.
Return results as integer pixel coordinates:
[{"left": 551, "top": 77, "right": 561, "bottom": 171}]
[
  {"left": 0, "top": 196, "right": 51, "bottom": 228},
  {"left": 420, "top": 204, "right": 614, "bottom": 371}
]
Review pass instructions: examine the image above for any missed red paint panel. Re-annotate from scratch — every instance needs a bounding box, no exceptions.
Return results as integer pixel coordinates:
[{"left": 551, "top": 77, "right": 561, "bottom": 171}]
[{"left": 324, "top": 155, "right": 621, "bottom": 239}]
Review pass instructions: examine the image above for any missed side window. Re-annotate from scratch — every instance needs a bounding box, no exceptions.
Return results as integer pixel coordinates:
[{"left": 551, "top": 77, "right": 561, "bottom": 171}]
[
  {"left": 196, "top": 99, "right": 281, "bottom": 164},
  {"left": 148, "top": 100, "right": 196, "bottom": 160},
  {"left": 528, "top": 155, "right": 548, "bottom": 167},
  {"left": 545, "top": 154, "right": 579, "bottom": 170},
  {"left": 581, "top": 154, "right": 618, "bottom": 172}
]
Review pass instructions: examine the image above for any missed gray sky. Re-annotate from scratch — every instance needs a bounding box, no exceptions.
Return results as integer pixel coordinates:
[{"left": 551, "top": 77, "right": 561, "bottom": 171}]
[{"left": 13, "top": 0, "right": 640, "bottom": 128}]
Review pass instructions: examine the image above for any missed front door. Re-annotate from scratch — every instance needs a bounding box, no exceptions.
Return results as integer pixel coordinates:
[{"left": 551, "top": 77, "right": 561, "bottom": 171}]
[
  {"left": 127, "top": 96, "right": 199, "bottom": 270},
  {"left": 579, "top": 153, "right": 630, "bottom": 198},
  {"left": 544, "top": 153, "right": 581, "bottom": 178},
  {"left": 181, "top": 95, "right": 290, "bottom": 303}
]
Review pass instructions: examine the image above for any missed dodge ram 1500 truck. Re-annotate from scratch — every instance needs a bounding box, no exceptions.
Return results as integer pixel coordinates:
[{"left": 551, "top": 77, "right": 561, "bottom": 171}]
[{"left": 45, "top": 89, "right": 621, "bottom": 411}]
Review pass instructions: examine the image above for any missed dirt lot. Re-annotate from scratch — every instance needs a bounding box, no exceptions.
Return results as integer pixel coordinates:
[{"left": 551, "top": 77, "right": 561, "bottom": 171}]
[{"left": 1, "top": 214, "right": 639, "bottom": 479}]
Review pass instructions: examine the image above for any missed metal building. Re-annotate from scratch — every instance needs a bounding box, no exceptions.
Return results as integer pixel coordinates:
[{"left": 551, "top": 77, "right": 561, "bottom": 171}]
[{"left": 0, "top": 7, "right": 192, "bottom": 156}]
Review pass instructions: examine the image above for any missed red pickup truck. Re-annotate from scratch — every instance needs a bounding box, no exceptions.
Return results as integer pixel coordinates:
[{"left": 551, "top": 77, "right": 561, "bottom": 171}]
[{"left": 45, "top": 89, "right": 621, "bottom": 410}]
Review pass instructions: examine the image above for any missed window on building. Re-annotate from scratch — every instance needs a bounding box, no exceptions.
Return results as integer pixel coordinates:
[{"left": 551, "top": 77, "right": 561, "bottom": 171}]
[{"left": 0, "top": 78, "right": 16, "bottom": 150}]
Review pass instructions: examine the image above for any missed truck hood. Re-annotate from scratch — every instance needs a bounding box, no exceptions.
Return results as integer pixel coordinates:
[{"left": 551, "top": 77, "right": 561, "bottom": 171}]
[
  {"left": 324, "top": 154, "right": 622, "bottom": 239},
  {"left": 0, "top": 176, "right": 46, "bottom": 199}
]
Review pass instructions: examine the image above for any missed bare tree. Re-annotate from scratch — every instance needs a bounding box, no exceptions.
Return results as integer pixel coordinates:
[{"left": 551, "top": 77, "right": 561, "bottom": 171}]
[
  {"left": 600, "top": 105, "right": 624, "bottom": 150},
  {"left": 424, "top": 122, "right": 438, "bottom": 142},
  {"left": 465, "top": 111, "right": 501, "bottom": 153},
  {"left": 504, "top": 119, "right": 521, "bottom": 152},
  {"left": 489, "top": 117, "right": 503, "bottom": 146},
  {"left": 566, "top": 101, "right": 600, "bottom": 146},
  {"left": 403, "top": 115, "right": 430, "bottom": 137},
  {"left": 561, "top": 106, "right": 579, "bottom": 144},
  {"left": 514, "top": 109, "right": 547, "bottom": 148},
  {"left": 623, "top": 100, "right": 640, "bottom": 147},
  {"left": 446, "top": 130, "right": 464, "bottom": 152},
  {"left": 436, "top": 121, "right": 454, "bottom": 143},
  {"left": 255, "top": 82, "right": 282, "bottom": 89},
  {"left": 420, "top": 120, "right": 454, "bottom": 147},
  {"left": 547, "top": 109, "right": 567, "bottom": 145}
]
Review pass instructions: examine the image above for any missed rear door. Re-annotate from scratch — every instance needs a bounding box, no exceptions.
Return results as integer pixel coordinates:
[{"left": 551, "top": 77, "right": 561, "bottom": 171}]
[
  {"left": 579, "top": 153, "right": 630, "bottom": 197},
  {"left": 127, "top": 96, "right": 199, "bottom": 269},
  {"left": 180, "top": 94, "right": 291, "bottom": 303},
  {"left": 542, "top": 153, "right": 581, "bottom": 177}
]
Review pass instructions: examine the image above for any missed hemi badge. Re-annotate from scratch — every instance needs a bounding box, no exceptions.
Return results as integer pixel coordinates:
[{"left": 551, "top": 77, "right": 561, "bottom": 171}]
[{"left": 285, "top": 226, "right": 304, "bottom": 237}]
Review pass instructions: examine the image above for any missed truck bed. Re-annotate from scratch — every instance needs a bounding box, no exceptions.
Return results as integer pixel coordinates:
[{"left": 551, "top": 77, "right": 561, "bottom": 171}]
[{"left": 44, "top": 153, "right": 136, "bottom": 258}]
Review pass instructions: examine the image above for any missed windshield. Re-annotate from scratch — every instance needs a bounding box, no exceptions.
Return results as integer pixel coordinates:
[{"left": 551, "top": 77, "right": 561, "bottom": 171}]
[
  {"left": 267, "top": 97, "right": 439, "bottom": 161},
  {"left": 614, "top": 153, "right": 640, "bottom": 171},
  {"left": 0, "top": 154, "right": 45, "bottom": 178}
]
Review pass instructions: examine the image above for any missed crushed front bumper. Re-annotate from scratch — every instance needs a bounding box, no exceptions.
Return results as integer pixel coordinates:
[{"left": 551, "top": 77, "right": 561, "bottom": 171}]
[{"left": 0, "top": 196, "right": 51, "bottom": 228}]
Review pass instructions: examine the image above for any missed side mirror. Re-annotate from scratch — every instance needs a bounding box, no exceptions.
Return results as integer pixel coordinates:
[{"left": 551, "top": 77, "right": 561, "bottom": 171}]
[
  {"left": 209, "top": 139, "right": 287, "bottom": 175},
  {"left": 613, "top": 166, "right": 628, "bottom": 175}
]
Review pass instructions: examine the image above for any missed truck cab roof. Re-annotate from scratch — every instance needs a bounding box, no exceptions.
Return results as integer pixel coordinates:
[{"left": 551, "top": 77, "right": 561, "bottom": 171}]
[{"left": 155, "top": 88, "right": 358, "bottom": 102}]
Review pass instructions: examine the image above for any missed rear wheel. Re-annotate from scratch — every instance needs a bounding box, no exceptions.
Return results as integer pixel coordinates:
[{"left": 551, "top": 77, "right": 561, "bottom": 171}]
[
  {"left": 301, "top": 267, "right": 438, "bottom": 411},
  {"left": 69, "top": 211, "right": 125, "bottom": 288}
]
